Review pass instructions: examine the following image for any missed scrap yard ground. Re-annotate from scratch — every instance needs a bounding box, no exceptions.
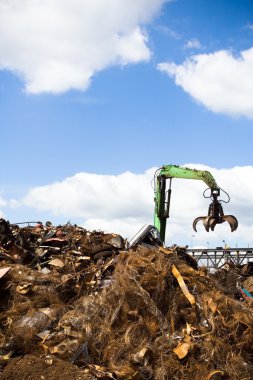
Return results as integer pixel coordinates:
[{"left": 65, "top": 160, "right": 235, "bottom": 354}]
[{"left": 0, "top": 219, "right": 253, "bottom": 379}]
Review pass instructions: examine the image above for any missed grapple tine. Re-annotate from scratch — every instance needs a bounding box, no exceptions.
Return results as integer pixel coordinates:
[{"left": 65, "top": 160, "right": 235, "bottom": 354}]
[
  {"left": 210, "top": 218, "right": 217, "bottom": 231},
  {"left": 223, "top": 215, "right": 238, "bottom": 232},
  {"left": 203, "top": 217, "right": 210, "bottom": 232},
  {"left": 192, "top": 216, "right": 206, "bottom": 232},
  {"left": 203, "top": 216, "right": 215, "bottom": 232},
  {"left": 230, "top": 215, "right": 238, "bottom": 230}
]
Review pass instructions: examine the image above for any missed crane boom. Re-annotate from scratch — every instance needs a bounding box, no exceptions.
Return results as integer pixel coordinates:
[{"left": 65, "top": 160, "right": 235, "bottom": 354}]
[{"left": 158, "top": 165, "right": 218, "bottom": 189}]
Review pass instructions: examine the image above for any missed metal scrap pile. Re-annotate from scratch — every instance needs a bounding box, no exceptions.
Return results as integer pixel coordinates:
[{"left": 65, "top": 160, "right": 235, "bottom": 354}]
[{"left": 1, "top": 218, "right": 253, "bottom": 379}]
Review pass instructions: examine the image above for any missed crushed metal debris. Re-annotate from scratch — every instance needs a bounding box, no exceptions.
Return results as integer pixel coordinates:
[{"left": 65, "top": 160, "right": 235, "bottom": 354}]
[{"left": 0, "top": 218, "right": 253, "bottom": 379}]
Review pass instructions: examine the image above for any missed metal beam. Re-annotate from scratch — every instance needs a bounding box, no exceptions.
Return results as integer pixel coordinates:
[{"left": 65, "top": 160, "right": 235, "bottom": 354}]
[{"left": 186, "top": 248, "right": 253, "bottom": 270}]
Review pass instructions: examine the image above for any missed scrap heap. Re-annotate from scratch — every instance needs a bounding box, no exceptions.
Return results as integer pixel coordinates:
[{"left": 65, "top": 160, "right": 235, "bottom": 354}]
[{"left": 0, "top": 218, "right": 253, "bottom": 379}]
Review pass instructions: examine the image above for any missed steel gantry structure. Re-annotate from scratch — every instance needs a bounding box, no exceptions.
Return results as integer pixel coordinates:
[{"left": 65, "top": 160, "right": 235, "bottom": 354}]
[{"left": 186, "top": 247, "right": 253, "bottom": 270}]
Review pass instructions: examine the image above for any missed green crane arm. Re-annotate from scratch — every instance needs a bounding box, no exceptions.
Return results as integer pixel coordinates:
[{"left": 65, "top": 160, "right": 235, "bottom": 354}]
[
  {"left": 158, "top": 165, "right": 218, "bottom": 189},
  {"left": 154, "top": 165, "right": 219, "bottom": 242}
]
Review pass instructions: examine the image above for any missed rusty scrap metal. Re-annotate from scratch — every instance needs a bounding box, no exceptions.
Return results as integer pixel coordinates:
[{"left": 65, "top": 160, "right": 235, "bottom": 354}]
[{"left": 0, "top": 218, "right": 253, "bottom": 379}]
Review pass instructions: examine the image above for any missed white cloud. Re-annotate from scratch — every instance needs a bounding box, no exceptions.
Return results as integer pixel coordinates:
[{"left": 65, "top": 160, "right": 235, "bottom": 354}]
[
  {"left": 184, "top": 38, "right": 202, "bottom": 49},
  {"left": 0, "top": 0, "right": 166, "bottom": 94},
  {"left": 0, "top": 197, "right": 6, "bottom": 208},
  {"left": 84, "top": 217, "right": 147, "bottom": 240},
  {"left": 8, "top": 199, "right": 22, "bottom": 209},
  {"left": 156, "top": 25, "right": 181, "bottom": 40},
  {"left": 158, "top": 47, "right": 253, "bottom": 119},
  {"left": 245, "top": 23, "right": 253, "bottom": 31},
  {"left": 0, "top": 196, "right": 7, "bottom": 218},
  {"left": 21, "top": 165, "right": 253, "bottom": 247},
  {"left": 23, "top": 168, "right": 155, "bottom": 219}
]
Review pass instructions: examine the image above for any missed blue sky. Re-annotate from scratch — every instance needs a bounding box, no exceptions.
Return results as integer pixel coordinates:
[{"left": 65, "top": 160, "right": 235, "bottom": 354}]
[{"left": 0, "top": 0, "right": 253, "bottom": 247}]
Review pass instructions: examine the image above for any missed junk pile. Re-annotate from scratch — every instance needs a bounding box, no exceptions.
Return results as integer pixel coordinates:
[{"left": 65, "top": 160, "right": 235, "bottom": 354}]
[{"left": 0, "top": 218, "right": 253, "bottom": 379}]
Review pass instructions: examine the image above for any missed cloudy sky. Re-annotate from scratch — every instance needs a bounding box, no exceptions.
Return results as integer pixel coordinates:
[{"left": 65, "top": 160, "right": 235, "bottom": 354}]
[{"left": 1, "top": 0, "right": 253, "bottom": 248}]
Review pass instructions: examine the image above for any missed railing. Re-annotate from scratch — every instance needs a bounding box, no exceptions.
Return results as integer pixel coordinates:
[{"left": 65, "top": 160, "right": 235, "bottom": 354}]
[{"left": 185, "top": 248, "right": 253, "bottom": 269}]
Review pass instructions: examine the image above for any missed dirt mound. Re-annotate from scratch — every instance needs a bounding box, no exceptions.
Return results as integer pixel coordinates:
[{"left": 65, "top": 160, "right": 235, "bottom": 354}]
[
  {"left": 1, "top": 218, "right": 253, "bottom": 379},
  {"left": 1, "top": 354, "right": 90, "bottom": 380}
]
